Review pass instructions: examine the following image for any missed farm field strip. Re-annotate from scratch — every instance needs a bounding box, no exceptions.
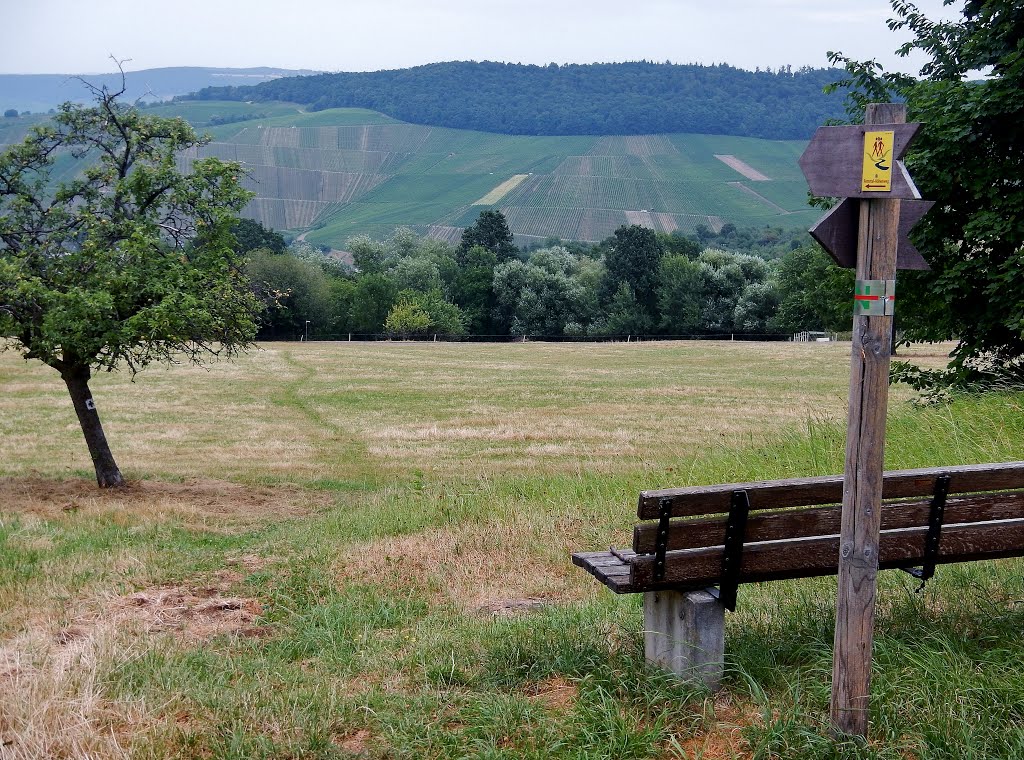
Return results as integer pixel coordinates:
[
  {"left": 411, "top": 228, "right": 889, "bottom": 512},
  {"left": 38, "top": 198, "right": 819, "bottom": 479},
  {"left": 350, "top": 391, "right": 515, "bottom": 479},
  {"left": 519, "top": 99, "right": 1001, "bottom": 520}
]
[
  {"left": 473, "top": 174, "right": 532, "bottom": 205},
  {"left": 715, "top": 153, "right": 772, "bottom": 181}
]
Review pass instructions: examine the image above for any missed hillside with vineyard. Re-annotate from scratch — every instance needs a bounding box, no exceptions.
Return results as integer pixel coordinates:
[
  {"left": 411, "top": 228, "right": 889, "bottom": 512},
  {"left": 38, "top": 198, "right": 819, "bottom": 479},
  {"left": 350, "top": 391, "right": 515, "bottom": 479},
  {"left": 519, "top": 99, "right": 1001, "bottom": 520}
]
[{"left": 133, "top": 102, "right": 818, "bottom": 249}]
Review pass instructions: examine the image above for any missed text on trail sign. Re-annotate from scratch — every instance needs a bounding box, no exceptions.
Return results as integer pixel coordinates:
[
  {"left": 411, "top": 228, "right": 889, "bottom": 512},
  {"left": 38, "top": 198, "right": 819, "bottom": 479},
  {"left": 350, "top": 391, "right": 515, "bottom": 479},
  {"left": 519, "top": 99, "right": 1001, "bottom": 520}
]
[{"left": 862, "top": 131, "right": 894, "bottom": 192}]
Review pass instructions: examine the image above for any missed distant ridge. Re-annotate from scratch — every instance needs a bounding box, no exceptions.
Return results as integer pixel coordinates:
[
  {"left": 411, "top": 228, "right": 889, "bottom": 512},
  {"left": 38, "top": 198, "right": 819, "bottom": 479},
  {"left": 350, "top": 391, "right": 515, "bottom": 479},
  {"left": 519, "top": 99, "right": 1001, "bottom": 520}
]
[
  {"left": 0, "top": 66, "right": 320, "bottom": 113},
  {"left": 185, "top": 60, "right": 846, "bottom": 141}
]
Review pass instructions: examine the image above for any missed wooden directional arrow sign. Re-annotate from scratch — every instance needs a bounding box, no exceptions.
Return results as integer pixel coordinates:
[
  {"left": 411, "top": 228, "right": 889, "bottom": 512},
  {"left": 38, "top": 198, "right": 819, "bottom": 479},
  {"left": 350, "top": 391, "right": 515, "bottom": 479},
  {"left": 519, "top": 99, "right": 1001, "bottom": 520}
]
[
  {"left": 799, "top": 123, "right": 922, "bottom": 199},
  {"left": 810, "top": 198, "right": 934, "bottom": 270}
]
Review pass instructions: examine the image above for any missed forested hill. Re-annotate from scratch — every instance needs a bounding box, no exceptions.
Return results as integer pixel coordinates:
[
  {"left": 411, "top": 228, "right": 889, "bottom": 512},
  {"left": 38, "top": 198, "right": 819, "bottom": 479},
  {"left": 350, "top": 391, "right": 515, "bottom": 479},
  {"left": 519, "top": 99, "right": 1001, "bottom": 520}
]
[{"left": 185, "top": 61, "right": 846, "bottom": 140}]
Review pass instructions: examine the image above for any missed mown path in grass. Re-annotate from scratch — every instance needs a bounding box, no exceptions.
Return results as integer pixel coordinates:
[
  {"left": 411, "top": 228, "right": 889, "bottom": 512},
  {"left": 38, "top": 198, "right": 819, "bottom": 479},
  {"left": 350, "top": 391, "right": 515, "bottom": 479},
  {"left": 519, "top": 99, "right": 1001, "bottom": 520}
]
[{"left": 1, "top": 341, "right": 1022, "bottom": 758}]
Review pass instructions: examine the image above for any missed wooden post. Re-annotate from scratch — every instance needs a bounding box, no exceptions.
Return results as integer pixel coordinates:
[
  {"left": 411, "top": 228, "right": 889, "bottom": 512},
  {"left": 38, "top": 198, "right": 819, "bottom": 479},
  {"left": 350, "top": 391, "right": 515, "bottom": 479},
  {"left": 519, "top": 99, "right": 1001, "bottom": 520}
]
[{"left": 830, "top": 103, "right": 905, "bottom": 737}]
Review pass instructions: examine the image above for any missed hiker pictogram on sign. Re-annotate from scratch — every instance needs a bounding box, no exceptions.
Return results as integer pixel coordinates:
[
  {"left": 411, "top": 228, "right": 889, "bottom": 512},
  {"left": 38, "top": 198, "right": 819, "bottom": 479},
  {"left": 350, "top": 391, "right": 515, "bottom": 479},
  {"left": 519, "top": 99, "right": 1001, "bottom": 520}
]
[
  {"left": 861, "top": 130, "right": 894, "bottom": 191},
  {"left": 798, "top": 122, "right": 920, "bottom": 199}
]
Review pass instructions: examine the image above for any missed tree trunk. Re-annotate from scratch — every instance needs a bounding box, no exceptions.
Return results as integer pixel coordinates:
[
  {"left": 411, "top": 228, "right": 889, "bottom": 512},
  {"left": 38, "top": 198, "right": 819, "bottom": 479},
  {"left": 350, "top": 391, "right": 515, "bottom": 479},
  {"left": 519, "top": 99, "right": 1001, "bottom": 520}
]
[{"left": 61, "top": 365, "right": 125, "bottom": 488}]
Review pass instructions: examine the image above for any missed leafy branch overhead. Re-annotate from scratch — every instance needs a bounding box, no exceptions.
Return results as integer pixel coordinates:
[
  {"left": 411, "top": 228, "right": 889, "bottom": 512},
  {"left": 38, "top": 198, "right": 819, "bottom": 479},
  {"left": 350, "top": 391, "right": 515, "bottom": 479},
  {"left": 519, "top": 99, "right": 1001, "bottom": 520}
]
[
  {"left": 827, "top": 0, "right": 1024, "bottom": 383},
  {"left": 0, "top": 77, "right": 261, "bottom": 487}
]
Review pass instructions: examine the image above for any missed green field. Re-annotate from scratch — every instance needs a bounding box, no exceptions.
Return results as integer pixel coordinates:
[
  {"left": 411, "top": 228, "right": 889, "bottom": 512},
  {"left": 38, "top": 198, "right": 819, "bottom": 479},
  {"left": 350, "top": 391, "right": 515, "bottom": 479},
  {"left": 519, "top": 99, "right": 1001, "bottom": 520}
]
[
  {"left": 3, "top": 341, "right": 1024, "bottom": 758},
  {"left": 158, "top": 102, "right": 821, "bottom": 248}
]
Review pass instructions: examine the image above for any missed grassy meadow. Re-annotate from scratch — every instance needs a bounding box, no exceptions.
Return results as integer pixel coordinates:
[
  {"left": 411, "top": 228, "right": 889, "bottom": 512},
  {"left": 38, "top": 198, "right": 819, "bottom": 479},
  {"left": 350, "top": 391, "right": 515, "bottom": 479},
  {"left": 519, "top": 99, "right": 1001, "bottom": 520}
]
[{"left": 1, "top": 340, "right": 1023, "bottom": 758}]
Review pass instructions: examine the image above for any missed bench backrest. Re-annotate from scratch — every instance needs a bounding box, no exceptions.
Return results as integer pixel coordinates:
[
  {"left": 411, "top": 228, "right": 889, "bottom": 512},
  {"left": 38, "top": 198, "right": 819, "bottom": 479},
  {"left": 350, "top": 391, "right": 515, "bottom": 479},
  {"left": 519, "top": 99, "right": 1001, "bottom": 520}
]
[
  {"left": 637, "top": 461, "right": 1024, "bottom": 519},
  {"left": 628, "top": 461, "right": 1024, "bottom": 594}
]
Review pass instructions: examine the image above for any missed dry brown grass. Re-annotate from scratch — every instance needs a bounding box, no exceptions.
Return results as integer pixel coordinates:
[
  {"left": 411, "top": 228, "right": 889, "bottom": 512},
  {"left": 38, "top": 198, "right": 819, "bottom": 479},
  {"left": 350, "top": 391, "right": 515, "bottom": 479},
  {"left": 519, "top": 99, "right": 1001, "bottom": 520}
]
[
  {"left": 0, "top": 561, "right": 270, "bottom": 758},
  {"left": 0, "top": 476, "right": 322, "bottom": 529},
  {"left": 334, "top": 512, "right": 586, "bottom": 612},
  {"left": 669, "top": 694, "right": 762, "bottom": 759},
  {"left": 526, "top": 676, "right": 579, "bottom": 712},
  {"left": 0, "top": 340, "right": 956, "bottom": 484},
  {"left": 473, "top": 174, "right": 530, "bottom": 205},
  {"left": 0, "top": 623, "right": 149, "bottom": 759}
]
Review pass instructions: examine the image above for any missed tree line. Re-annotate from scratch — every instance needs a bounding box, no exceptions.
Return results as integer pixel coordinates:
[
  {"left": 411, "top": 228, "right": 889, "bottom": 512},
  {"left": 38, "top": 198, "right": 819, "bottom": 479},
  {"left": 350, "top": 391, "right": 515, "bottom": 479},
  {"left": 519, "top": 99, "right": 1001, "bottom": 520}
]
[
  {"left": 237, "top": 212, "right": 850, "bottom": 341},
  {"left": 185, "top": 61, "right": 846, "bottom": 141}
]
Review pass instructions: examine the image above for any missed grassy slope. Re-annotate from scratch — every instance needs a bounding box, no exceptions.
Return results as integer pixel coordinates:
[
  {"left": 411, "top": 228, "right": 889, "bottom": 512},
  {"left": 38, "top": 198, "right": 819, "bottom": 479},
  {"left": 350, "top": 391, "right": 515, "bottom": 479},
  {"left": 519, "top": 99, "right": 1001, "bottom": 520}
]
[
  {"left": 2, "top": 341, "right": 1023, "bottom": 758},
  {"left": 151, "top": 101, "right": 820, "bottom": 248},
  {"left": 0, "top": 102, "right": 820, "bottom": 248}
]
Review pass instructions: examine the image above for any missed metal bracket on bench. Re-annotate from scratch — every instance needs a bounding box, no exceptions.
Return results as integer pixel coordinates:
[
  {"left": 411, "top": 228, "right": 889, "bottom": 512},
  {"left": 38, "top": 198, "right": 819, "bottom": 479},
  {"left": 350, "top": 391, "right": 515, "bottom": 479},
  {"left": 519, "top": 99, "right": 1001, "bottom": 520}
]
[
  {"left": 653, "top": 497, "right": 672, "bottom": 582},
  {"left": 716, "top": 489, "right": 750, "bottom": 612},
  {"left": 902, "top": 473, "right": 950, "bottom": 591}
]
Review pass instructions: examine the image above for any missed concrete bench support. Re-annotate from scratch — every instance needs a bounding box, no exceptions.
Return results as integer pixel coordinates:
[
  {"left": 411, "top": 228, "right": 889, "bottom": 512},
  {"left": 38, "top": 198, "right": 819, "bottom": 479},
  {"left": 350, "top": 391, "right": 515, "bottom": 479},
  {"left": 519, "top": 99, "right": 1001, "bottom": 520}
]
[{"left": 643, "top": 589, "right": 725, "bottom": 689}]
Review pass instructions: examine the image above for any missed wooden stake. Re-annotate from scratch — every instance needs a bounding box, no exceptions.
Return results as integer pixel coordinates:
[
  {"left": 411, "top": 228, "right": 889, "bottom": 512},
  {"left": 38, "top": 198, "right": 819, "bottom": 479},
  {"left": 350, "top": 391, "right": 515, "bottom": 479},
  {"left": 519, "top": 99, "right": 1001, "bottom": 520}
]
[{"left": 830, "top": 103, "right": 905, "bottom": 738}]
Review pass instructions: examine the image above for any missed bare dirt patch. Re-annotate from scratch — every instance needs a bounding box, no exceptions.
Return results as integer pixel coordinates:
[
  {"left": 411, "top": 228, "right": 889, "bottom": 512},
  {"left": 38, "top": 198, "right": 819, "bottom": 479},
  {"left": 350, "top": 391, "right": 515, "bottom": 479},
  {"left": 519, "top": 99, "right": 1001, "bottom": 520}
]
[
  {"left": 527, "top": 676, "right": 578, "bottom": 712},
  {"left": 625, "top": 210, "right": 655, "bottom": 229},
  {"left": 714, "top": 154, "right": 770, "bottom": 181},
  {"left": 654, "top": 213, "right": 678, "bottom": 233},
  {"left": 115, "top": 587, "right": 268, "bottom": 642},
  {"left": 333, "top": 727, "right": 373, "bottom": 753},
  {"left": 0, "top": 476, "right": 324, "bottom": 529},
  {"left": 676, "top": 694, "right": 760, "bottom": 759}
]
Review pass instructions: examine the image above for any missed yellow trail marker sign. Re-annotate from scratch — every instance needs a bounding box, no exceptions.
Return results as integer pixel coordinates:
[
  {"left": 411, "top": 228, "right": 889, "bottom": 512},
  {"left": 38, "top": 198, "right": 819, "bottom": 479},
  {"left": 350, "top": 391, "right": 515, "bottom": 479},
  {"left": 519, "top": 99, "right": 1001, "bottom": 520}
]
[
  {"left": 799, "top": 122, "right": 920, "bottom": 199},
  {"left": 862, "top": 130, "right": 894, "bottom": 192}
]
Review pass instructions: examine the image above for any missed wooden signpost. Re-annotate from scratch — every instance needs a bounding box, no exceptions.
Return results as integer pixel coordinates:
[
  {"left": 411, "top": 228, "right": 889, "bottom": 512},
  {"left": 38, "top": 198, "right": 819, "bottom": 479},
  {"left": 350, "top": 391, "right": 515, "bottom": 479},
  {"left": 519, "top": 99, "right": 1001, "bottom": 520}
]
[{"left": 799, "top": 103, "right": 931, "bottom": 738}]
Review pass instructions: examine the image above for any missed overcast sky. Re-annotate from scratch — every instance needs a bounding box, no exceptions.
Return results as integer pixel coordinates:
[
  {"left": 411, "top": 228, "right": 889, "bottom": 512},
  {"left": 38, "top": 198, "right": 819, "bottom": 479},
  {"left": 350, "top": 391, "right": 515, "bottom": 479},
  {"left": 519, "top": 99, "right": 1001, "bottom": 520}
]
[{"left": 1, "top": 0, "right": 960, "bottom": 76}]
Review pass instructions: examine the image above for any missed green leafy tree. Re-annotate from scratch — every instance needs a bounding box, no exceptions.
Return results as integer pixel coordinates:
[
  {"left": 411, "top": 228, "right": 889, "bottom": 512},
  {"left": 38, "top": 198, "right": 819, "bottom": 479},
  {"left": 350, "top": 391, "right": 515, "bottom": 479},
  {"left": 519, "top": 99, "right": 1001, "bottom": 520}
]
[
  {"left": 390, "top": 255, "right": 444, "bottom": 293},
  {"left": 384, "top": 299, "right": 432, "bottom": 338},
  {"left": 324, "top": 278, "right": 357, "bottom": 335},
  {"left": 493, "top": 247, "right": 594, "bottom": 336},
  {"left": 347, "top": 234, "right": 388, "bottom": 274},
  {"left": 349, "top": 273, "right": 398, "bottom": 333},
  {"left": 603, "top": 282, "right": 652, "bottom": 335},
  {"left": 657, "top": 231, "right": 702, "bottom": 260},
  {"left": 451, "top": 245, "right": 498, "bottom": 334},
  {"left": 601, "top": 225, "right": 664, "bottom": 324},
  {"left": 695, "top": 250, "right": 748, "bottom": 332},
  {"left": 0, "top": 84, "right": 258, "bottom": 487},
  {"left": 733, "top": 282, "right": 781, "bottom": 333},
  {"left": 657, "top": 255, "right": 705, "bottom": 334},
  {"left": 460, "top": 209, "right": 518, "bottom": 263},
  {"left": 770, "top": 244, "right": 853, "bottom": 333},
  {"left": 231, "top": 218, "right": 286, "bottom": 254},
  {"left": 244, "top": 250, "right": 332, "bottom": 339},
  {"left": 385, "top": 289, "right": 465, "bottom": 338},
  {"left": 828, "top": 0, "right": 1024, "bottom": 380}
]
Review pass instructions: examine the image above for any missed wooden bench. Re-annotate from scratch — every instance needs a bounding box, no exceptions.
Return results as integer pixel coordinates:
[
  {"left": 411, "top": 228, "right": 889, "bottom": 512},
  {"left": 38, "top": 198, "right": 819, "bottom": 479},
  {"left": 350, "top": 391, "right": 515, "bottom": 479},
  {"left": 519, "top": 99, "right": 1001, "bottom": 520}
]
[{"left": 573, "top": 461, "right": 1024, "bottom": 688}]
